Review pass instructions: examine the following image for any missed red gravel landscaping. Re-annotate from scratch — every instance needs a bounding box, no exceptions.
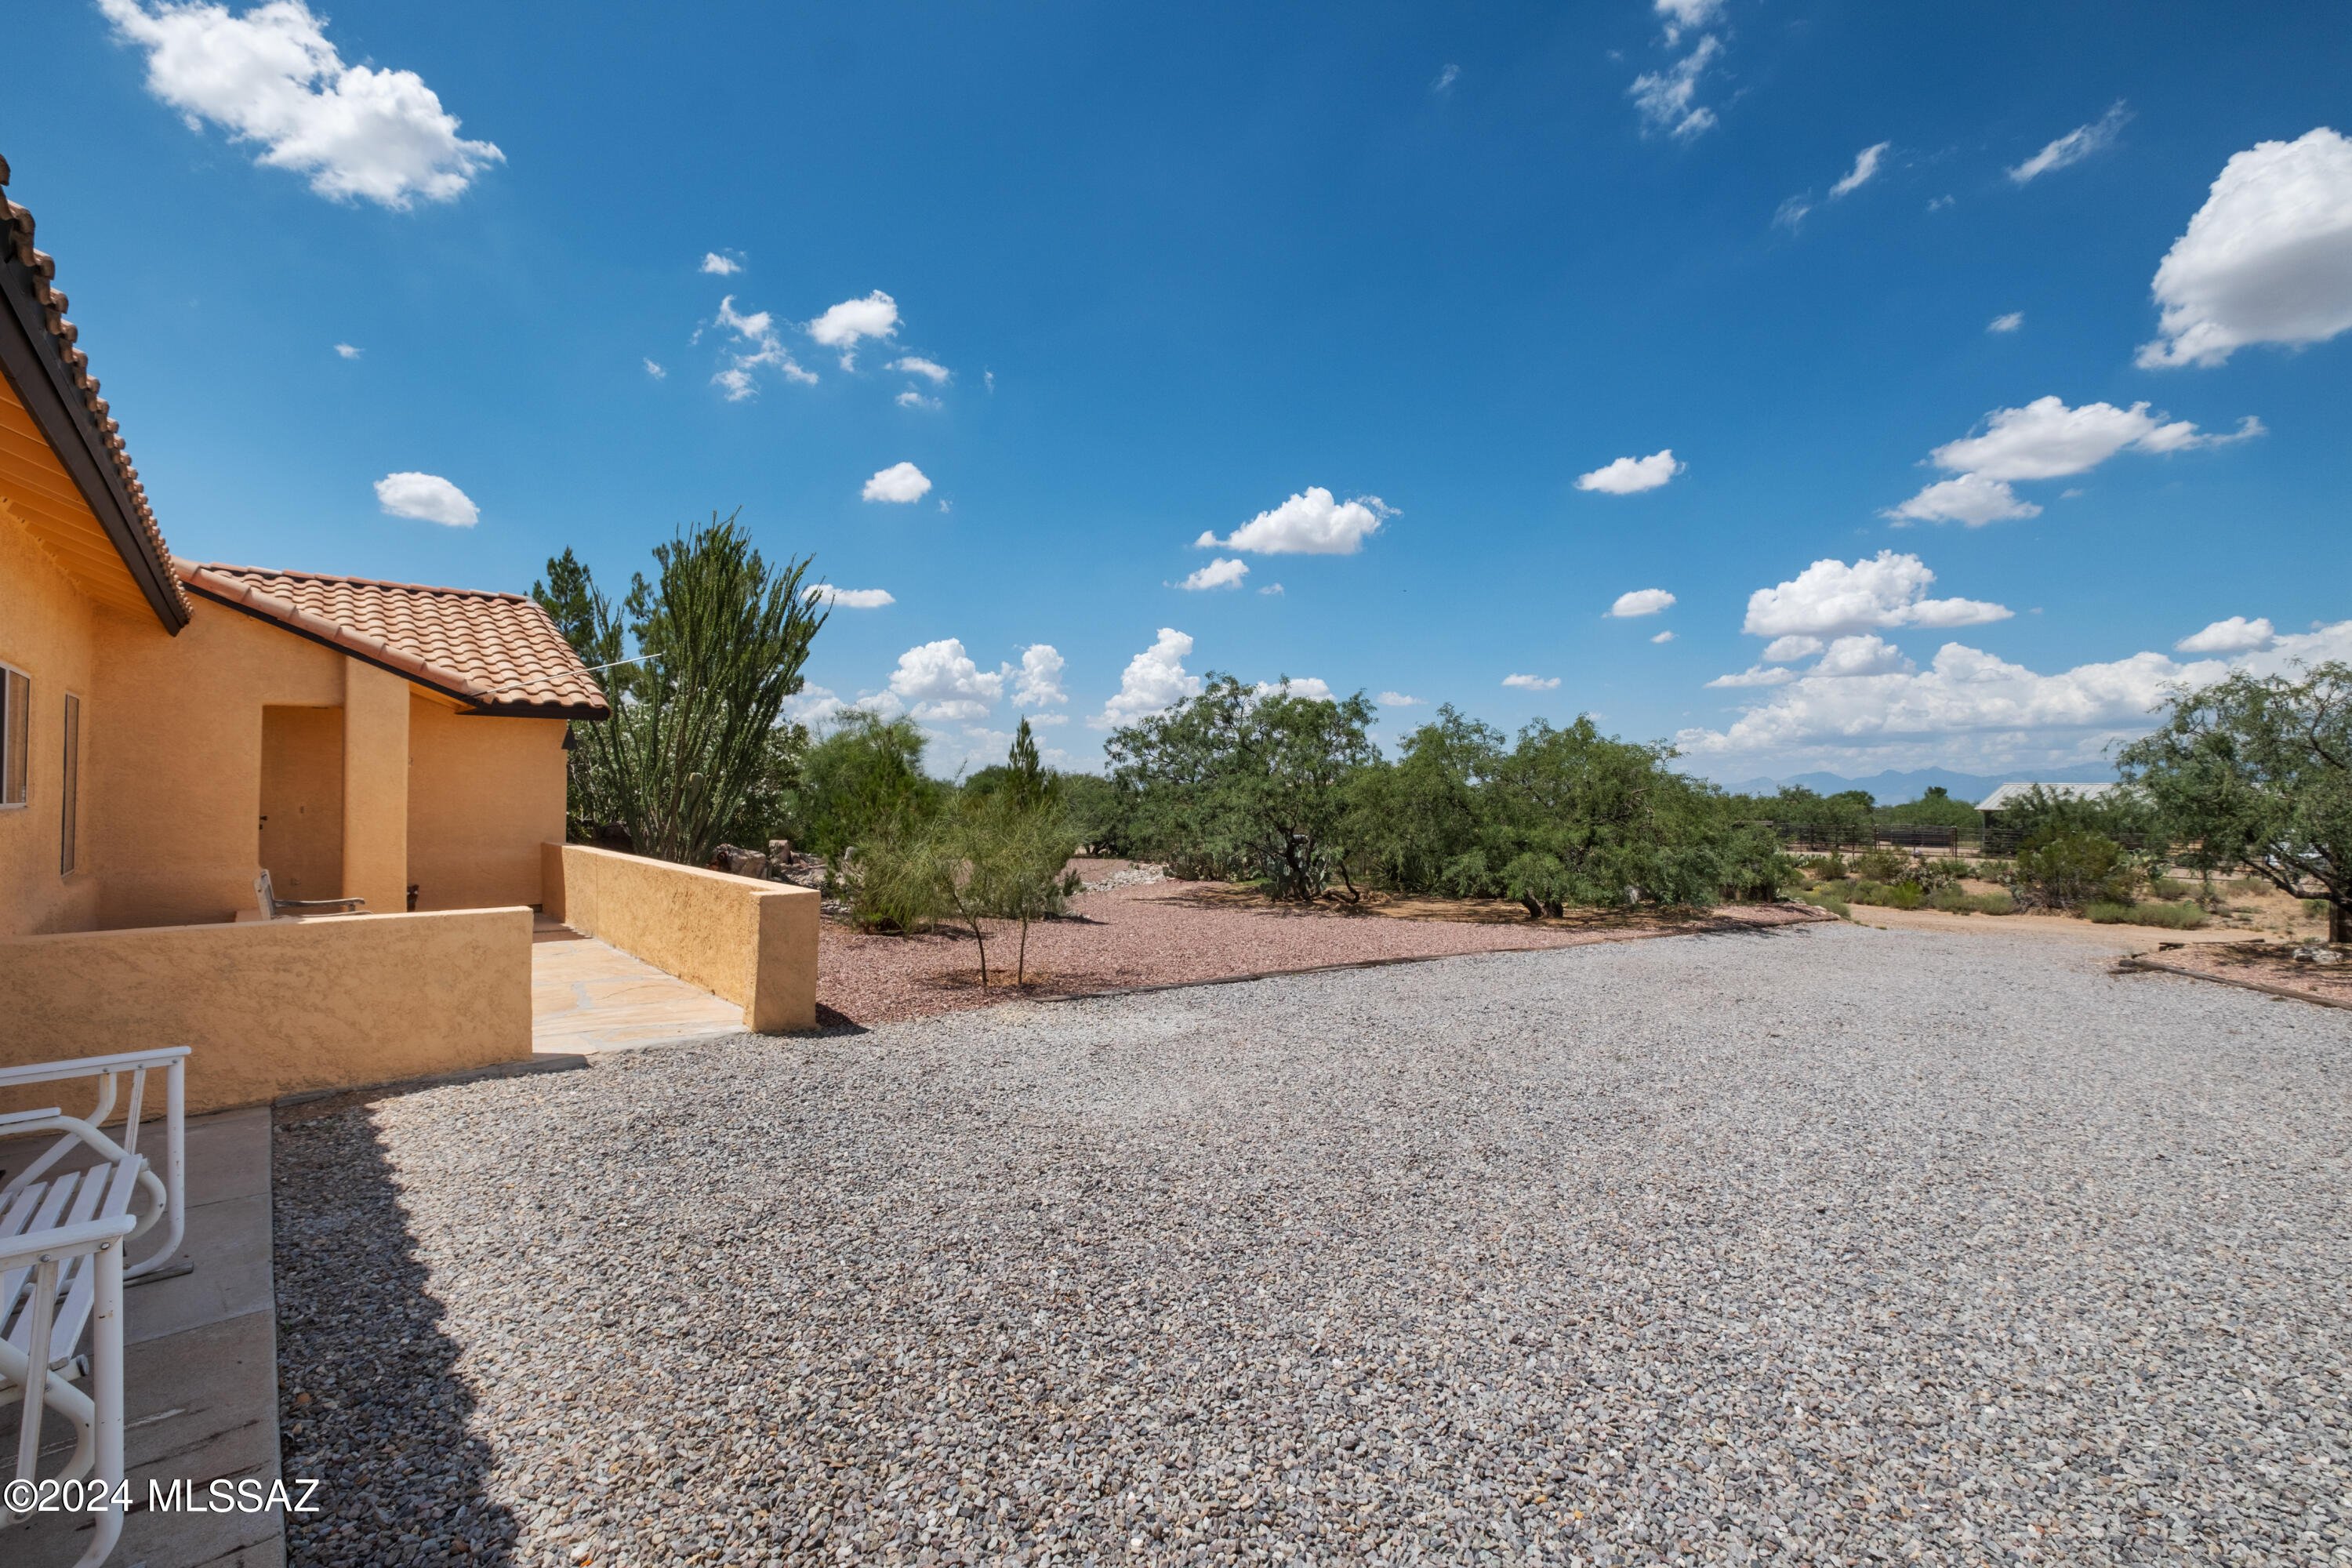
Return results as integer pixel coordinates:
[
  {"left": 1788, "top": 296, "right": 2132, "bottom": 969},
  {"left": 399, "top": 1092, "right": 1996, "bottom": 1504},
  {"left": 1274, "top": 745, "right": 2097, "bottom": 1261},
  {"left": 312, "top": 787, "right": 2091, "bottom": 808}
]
[{"left": 815, "top": 879, "right": 1827, "bottom": 1027}]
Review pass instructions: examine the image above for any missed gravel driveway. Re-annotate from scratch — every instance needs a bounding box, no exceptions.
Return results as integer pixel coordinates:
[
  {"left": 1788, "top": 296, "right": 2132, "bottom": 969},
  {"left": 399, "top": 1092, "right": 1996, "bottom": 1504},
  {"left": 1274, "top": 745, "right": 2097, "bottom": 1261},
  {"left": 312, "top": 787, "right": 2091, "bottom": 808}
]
[{"left": 275, "top": 924, "right": 2352, "bottom": 1566}]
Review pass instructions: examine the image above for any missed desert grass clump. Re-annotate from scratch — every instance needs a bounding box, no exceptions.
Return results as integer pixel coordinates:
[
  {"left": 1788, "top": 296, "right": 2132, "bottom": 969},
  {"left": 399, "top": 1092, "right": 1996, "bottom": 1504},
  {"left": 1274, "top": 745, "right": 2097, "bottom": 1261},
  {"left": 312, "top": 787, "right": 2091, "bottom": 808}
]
[
  {"left": 2085, "top": 900, "right": 2207, "bottom": 930},
  {"left": 1793, "top": 888, "right": 1850, "bottom": 919},
  {"left": 1930, "top": 887, "right": 2016, "bottom": 916}
]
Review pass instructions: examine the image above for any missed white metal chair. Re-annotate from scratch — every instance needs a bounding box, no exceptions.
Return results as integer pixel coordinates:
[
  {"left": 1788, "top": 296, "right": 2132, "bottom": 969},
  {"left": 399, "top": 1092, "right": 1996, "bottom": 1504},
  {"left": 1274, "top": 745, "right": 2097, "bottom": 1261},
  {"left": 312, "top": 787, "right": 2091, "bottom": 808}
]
[
  {"left": 0, "top": 1047, "right": 187, "bottom": 1567},
  {"left": 0, "top": 1047, "right": 189, "bottom": 1281},
  {"left": 2, "top": 1186, "right": 137, "bottom": 1564}
]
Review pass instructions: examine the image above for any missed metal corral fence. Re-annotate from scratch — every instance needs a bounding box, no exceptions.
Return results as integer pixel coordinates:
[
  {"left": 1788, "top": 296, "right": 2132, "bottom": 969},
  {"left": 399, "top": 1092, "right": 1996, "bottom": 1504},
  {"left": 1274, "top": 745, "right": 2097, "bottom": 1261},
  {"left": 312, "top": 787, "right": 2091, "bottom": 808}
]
[{"left": 1755, "top": 822, "right": 1965, "bottom": 855}]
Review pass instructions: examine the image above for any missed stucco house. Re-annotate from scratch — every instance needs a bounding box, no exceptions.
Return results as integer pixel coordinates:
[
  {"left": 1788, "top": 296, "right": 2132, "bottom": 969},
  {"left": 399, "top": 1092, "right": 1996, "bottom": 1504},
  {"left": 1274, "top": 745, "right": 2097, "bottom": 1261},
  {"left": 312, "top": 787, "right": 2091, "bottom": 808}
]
[{"left": 1, "top": 160, "right": 606, "bottom": 940}]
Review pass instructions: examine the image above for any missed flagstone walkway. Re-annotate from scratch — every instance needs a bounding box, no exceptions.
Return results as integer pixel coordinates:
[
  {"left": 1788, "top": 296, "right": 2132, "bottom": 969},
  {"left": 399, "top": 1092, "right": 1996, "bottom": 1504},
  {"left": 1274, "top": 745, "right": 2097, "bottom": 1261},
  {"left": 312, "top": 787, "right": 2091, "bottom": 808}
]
[{"left": 528, "top": 921, "right": 746, "bottom": 1054}]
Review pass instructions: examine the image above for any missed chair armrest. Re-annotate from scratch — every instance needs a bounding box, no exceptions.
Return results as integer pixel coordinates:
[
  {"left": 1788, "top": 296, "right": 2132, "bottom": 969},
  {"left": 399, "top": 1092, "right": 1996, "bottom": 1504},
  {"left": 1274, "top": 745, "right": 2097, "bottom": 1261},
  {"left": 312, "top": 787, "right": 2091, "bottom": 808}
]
[
  {"left": 0, "top": 1108, "right": 64, "bottom": 1132},
  {"left": 272, "top": 895, "right": 368, "bottom": 910},
  {"left": 0, "top": 1047, "right": 191, "bottom": 1091},
  {"left": 0, "top": 1210, "right": 139, "bottom": 1271}
]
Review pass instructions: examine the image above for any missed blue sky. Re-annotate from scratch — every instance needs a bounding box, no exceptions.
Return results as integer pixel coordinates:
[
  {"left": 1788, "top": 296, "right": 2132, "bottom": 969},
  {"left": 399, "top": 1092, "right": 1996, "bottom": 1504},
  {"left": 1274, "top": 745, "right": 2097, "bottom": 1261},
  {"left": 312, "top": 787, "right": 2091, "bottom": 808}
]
[{"left": 11, "top": 0, "right": 2350, "bottom": 781}]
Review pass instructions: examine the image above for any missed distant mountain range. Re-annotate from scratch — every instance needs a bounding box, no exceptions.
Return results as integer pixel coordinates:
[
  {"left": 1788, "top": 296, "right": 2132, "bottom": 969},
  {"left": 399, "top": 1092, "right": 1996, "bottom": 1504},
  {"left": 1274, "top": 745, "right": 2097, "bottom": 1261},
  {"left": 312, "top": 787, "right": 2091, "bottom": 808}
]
[{"left": 1696, "top": 767, "right": 2118, "bottom": 807}]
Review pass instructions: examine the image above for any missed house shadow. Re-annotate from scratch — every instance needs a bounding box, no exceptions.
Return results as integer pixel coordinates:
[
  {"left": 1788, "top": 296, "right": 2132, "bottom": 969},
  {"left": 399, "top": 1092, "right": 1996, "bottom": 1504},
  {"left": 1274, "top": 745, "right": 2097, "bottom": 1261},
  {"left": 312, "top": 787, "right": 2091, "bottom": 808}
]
[{"left": 273, "top": 1100, "right": 521, "bottom": 1566}]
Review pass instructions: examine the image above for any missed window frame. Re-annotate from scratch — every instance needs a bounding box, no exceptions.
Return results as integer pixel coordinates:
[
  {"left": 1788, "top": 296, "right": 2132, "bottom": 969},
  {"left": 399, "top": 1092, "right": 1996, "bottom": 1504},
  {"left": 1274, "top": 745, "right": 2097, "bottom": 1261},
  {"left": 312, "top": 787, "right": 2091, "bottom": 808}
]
[
  {"left": 0, "top": 661, "right": 28, "bottom": 809},
  {"left": 60, "top": 690, "right": 82, "bottom": 874}
]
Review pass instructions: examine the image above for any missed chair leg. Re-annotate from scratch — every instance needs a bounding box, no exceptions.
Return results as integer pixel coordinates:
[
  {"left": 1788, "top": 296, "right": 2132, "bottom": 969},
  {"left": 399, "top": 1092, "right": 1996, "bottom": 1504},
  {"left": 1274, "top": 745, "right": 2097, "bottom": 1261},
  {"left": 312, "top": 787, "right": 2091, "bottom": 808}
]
[{"left": 70, "top": 1234, "right": 125, "bottom": 1567}]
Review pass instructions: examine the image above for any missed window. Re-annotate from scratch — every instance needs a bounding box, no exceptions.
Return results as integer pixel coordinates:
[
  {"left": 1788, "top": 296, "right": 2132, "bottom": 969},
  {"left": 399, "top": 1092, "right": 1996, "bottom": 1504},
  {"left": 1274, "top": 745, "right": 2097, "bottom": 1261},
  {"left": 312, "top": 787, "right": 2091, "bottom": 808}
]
[
  {"left": 61, "top": 692, "right": 81, "bottom": 874},
  {"left": 1, "top": 663, "right": 27, "bottom": 807}
]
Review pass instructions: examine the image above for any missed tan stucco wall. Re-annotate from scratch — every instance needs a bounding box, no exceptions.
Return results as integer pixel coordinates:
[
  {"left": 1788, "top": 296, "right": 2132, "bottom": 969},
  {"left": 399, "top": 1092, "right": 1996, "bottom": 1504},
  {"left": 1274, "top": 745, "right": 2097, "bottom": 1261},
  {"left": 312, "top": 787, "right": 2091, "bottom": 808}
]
[
  {"left": 546, "top": 842, "right": 818, "bottom": 1033},
  {"left": 87, "top": 599, "right": 344, "bottom": 928},
  {"left": 0, "top": 908, "right": 532, "bottom": 1116},
  {"left": 408, "top": 699, "right": 566, "bottom": 912},
  {"left": 0, "top": 512, "right": 105, "bottom": 935}
]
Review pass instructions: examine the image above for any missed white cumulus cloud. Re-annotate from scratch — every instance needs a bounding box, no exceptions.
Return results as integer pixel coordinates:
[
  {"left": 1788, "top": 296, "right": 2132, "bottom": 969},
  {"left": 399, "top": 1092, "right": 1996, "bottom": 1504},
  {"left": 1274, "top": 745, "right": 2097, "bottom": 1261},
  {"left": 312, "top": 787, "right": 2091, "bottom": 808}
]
[
  {"left": 1197, "top": 488, "right": 1390, "bottom": 554},
  {"left": 710, "top": 296, "right": 815, "bottom": 398},
  {"left": 1812, "top": 633, "right": 1914, "bottom": 678},
  {"left": 1011, "top": 645, "right": 1068, "bottom": 707},
  {"left": 887, "top": 638, "right": 1001, "bottom": 723},
  {"left": 700, "top": 252, "right": 742, "bottom": 275},
  {"left": 1094, "top": 629, "right": 1202, "bottom": 727},
  {"left": 1577, "top": 449, "right": 1683, "bottom": 494},
  {"left": 862, "top": 462, "right": 932, "bottom": 504},
  {"left": 1987, "top": 312, "right": 2024, "bottom": 333},
  {"left": 1650, "top": 630, "right": 1675, "bottom": 644},
  {"left": 1886, "top": 473, "right": 2042, "bottom": 526},
  {"left": 1887, "top": 395, "right": 2261, "bottom": 524},
  {"left": 895, "top": 390, "right": 939, "bottom": 410},
  {"left": 374, "top": 471, "right": 477, "bottom": 527},
  {"left": 1379, "top": 691, "right": 1425, "bottom": 707},
  {"left": 1503, "top": 673, "right": 1561, "bottom": 691},
  {"left": 642, "top": 358, "right": 665, "bottom": 379},
  {"left": 891, "top": 357, "right": 951, "bottom": 384},
  {"left": 1677, "top": 621, "right": 2352, "bottom": 771},
  {"left": 2136, "top": 127, "right": 2352, "bottom": 369},
  {"left": 1762, "top": 635, "right": 1824, "bottom": 662},
  {"left": 1178, "top": 557, "right": 1250, "bottom": 591},
  {"left": 2008, "top": 102, "right": 2130, "bottom": 185},
  {"left": 1610, "top": 588, "right": 1677, "bottom": 618},
  {"left": 1628, "top": 34, "right": 1722, "bottom": 142},
  {"left": 100, "top": 0, "right": 501, "bottom": 209},
  {"left": 2175, "top": 615, "right": 2274, "bottom": 654},
  {"left": 333, "top": 342, "right": 361, "bottom": 359},
  {"left": 808, "top": 290, "right": 899, "bottom": 368},
  {"left": 1707, "top": 666, "right": 1798, "bottom": 689},
  {"left": 1741, "top": 551, "right": 2009, "bottom": 640},
  {"left": 1258, "top": 677, "right": 1334, "bottom": 702},
  {"left": 804, "top": 586, "right": 895, "bottom": 609}
]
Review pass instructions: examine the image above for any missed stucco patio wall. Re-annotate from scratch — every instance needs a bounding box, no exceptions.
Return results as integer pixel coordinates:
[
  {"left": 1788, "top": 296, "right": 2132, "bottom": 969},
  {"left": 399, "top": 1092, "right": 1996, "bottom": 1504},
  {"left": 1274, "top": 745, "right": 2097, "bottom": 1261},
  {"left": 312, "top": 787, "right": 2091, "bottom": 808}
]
[
  {"left": 541, "top": 842, "right": 818, "bottom": 1033},
  {"left": 0, "top": 907, "right": 532, "bottom": 1116}
]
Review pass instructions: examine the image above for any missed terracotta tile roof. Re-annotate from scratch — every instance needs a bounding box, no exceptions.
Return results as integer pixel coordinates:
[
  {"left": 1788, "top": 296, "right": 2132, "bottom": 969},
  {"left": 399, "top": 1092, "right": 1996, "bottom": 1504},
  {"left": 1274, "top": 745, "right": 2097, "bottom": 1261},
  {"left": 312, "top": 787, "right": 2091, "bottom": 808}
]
[
  {"left": 0, "top": 155, "right": 192, "bottom": 626},
  {"left": 176, "top": 560, "right": 610, "bottom": 719}
]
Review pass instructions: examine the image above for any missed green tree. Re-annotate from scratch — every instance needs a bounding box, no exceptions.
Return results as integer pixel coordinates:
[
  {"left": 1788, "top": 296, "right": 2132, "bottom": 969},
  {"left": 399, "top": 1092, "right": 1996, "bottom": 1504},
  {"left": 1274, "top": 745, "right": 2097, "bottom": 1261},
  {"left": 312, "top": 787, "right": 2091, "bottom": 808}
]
[
  {"left": 2118, "top": 662, "right": 2352, "bottom": 943},
  {"left": 1108, "top": 677, "right": 1380, "bottom": 899},
  {"left": 794, "top": 713, "right": 942, "bottom": 863},
  {"left": 1344, "top": 706, "right": 1502, "bottom": 895},
  {"left": 533, "top": 513, "right": 826, "bottom": 864}
]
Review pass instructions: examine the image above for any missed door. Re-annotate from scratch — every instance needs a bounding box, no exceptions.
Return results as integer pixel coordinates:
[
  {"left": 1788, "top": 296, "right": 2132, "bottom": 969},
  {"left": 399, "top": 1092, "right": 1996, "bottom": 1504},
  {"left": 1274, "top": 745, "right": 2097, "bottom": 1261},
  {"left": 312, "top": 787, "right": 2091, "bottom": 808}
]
[{"left": 260, "top": 706, "right": 345, "bottom": 898}]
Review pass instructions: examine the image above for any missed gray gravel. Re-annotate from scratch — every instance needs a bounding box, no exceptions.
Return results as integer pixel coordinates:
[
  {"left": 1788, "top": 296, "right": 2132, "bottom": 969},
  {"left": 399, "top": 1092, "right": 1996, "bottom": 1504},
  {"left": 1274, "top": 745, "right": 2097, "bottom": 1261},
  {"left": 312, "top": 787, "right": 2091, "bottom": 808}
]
[{"left": 274, "top": 924, "right": 2352, "bottom": 1566}]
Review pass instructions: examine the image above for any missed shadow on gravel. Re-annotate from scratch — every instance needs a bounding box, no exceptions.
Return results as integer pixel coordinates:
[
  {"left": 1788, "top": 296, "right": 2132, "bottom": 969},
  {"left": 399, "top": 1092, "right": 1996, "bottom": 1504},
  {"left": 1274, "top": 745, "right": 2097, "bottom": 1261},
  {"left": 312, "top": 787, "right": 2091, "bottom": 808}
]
[{"left": 274, "top": 1102, "right": 519, "bottom": 1567}]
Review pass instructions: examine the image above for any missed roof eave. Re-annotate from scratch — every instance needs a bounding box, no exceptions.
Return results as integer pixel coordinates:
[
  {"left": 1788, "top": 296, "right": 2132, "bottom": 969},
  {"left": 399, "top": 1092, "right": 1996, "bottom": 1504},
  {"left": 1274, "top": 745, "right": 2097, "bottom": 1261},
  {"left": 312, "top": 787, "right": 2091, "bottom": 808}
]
[{"left": 0, "top": 248, "right": 190, "bottom": 633}]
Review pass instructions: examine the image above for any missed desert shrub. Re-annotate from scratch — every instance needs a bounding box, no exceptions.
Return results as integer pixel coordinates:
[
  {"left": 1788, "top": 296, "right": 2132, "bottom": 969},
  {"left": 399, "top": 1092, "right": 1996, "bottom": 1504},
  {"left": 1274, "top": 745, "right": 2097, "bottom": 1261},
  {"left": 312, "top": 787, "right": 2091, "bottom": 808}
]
[
  {"left": 1793, "top": 889, "right": 1850, "bottom": 918},
  {"left": 1809, "top": 854, "right": 1849, "bottom": 881},
  {"left": 2085, "top": 900, "right": 2208, "bottom": 929},
  {"left": 2147, "top": 875, "right": 2193, "bottom": 900},
  {"left": 1846, "top": 880, "right": 1923, "bottom": 910},
  {"left": 1852, "top": 845, "right": 1909, "bottom": 884},
  {"left": 1929, "top": 887, "right": 2016, "bottom": 915},
  {"left": 2013, "top": 829, "right": 2138, "bottom": 909},
  {"left": 2310, "top": 898, "right": 2334, "bottom": 919}
]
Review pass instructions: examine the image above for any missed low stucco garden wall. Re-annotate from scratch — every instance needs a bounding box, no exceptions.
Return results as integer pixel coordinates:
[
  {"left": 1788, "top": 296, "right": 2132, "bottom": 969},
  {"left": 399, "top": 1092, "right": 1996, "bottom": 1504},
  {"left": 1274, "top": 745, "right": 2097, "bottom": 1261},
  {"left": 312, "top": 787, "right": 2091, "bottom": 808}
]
[
  {"left": 0, "top": 907, "right": 532, "bottom": 1115},
  {"left": 543, "top": 842, "right": 818, "bottom": 1033}
]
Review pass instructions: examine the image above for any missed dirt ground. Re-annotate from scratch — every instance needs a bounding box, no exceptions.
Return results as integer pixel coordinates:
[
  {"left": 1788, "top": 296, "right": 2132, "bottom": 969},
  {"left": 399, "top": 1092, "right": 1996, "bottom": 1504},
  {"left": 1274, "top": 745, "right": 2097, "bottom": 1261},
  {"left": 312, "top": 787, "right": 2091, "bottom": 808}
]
[
  {"left": 815, "top": 880, "right": 1824, "bottom": 1027},
  {"left": 2126, "top": 940, "right": 2352, "bottom": 1011}
]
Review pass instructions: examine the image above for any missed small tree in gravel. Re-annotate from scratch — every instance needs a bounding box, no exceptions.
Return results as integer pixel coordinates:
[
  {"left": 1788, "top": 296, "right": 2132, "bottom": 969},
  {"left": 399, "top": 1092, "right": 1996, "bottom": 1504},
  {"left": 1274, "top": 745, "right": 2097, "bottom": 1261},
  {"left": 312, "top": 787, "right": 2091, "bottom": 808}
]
[{"left": 2118, "top": 662, "right": 2352, "bottom": 944}]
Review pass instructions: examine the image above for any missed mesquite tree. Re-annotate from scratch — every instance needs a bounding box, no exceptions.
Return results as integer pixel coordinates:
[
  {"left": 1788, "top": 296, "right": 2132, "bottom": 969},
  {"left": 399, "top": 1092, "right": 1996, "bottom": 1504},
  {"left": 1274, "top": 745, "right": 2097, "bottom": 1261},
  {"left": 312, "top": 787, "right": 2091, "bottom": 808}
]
[
  {"left": 2118, "top": 662, "right": 2352, "bottom": 944},
  {"left": 535, "top": 513, "right": 826, "bottom": 865},
  {"left": 1108, "top": 677, "right": 1379, "bottom": 898}
]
